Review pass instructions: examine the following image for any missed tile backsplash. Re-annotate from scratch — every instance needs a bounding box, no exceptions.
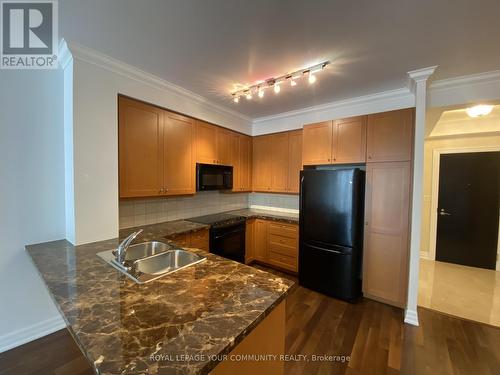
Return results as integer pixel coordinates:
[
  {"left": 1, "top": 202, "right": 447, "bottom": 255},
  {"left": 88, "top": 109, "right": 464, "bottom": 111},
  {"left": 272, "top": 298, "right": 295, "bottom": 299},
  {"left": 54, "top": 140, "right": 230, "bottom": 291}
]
[
  {"left": 119, "top": 191, "right": 300, "bottom": 229},
  {"left": 119, "top": 191, "right": 249, "bottom": 229},
  {"left": 249, "top": 193, "right": 299, "bottom": 211}
]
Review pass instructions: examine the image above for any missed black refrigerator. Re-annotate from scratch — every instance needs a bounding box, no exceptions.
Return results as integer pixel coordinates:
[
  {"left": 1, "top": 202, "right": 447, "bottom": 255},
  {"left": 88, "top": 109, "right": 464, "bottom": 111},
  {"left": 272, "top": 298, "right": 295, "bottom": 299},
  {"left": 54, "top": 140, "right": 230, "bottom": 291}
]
[{"left": 299, "top": 168, "right": 365, "bottom": 302}]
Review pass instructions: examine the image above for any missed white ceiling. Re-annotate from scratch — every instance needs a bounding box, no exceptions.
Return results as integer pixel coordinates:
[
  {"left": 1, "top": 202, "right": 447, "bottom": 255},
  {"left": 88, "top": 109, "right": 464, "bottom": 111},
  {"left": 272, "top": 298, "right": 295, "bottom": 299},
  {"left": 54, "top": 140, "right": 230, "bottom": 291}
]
[
  {"left": 429, "top": 103, "right": 500, "bottom": 137},
  {"left": 60, "top": 0, "right": 500, "bottom": 119}
]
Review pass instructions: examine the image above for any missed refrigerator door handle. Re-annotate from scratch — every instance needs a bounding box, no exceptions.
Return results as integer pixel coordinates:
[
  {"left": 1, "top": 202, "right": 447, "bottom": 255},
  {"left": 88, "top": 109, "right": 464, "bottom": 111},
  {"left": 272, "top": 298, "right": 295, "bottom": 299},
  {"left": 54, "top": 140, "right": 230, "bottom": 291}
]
[{"left": 306, "top": 243, "right": 343, "bottom": 254}]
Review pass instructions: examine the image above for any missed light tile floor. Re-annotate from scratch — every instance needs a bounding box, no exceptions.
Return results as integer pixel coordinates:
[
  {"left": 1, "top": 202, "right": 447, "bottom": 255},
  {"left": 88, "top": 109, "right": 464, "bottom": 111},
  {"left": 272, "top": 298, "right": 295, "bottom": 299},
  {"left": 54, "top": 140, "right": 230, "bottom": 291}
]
[{"left": 418, "top": 258, "right": 500, "bottom": 327}]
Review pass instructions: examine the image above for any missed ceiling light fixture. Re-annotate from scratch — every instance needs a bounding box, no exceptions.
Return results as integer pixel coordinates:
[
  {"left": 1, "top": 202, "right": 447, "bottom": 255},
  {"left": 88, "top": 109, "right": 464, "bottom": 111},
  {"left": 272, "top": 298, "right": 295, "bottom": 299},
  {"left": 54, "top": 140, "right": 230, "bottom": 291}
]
[
  {"left": 231, "top": 61, "right": 329, "bottom": 103},
  {"left": 466, "top": 104, "right": 494, "bottom": 118},
  {"left": 308, "top": 71, "right": 316, "bottom": 84}
]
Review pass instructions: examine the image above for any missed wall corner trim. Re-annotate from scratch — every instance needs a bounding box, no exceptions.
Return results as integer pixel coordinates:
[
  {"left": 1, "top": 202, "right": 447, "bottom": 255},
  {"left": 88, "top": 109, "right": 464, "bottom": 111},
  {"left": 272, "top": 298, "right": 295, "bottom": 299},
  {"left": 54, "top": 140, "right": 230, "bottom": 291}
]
[
  {"left": 58, "top": 39, "right": 73, "bottom": 70},
  {"left": 0, "top": 315, "right": 66, "bottom": 353}
]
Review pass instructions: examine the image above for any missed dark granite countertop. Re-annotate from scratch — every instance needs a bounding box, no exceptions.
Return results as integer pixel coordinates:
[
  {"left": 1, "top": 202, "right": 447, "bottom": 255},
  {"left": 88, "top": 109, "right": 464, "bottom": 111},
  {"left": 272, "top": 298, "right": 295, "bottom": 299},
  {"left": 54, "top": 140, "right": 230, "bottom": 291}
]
[
  {"left": 228, "top": 208, "right": 299, "bottom": 224},
  {"left": 119, "top": 219, "right": 210, "bottom": 241},
  {"left": 26, "top": 233, "right": 294, "bottom": 374}
]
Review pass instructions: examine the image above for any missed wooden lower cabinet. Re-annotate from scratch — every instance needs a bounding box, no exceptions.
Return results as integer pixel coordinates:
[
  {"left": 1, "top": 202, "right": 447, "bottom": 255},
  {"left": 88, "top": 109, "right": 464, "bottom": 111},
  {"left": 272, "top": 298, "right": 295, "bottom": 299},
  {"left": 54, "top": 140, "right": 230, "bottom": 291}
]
[
  {"left": 254, "top": 219, "right": 269, "bottom": 262},
  {"left": 363, "top": 162, "right": 411, "bottom": 307},
  {"left": 245, "top": 219, "right": 256, "bottom": 263},
  {"left": 246, "top": 219, "right": 298, "bottom": 273},
  {"left": 212, "top": 301, "right": 285, "bottom": 375},
  {"left": 165, "top": 229, "right": 209, "bottom": 251}
]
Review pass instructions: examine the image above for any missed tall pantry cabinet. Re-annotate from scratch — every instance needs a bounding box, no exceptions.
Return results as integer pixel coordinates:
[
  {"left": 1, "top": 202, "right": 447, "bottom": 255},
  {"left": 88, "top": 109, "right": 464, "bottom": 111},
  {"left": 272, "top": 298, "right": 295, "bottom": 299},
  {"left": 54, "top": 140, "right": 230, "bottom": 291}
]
[{"left": 363, "top": 108, "right": 414, "bottom": 307}]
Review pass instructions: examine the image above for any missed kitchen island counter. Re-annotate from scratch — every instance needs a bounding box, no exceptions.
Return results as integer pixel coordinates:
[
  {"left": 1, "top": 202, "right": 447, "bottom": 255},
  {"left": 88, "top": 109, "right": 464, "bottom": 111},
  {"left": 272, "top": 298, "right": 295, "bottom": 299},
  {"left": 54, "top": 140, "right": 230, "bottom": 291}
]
[{"left": 27, "top": 234, "right": 294, "bottom": 374}]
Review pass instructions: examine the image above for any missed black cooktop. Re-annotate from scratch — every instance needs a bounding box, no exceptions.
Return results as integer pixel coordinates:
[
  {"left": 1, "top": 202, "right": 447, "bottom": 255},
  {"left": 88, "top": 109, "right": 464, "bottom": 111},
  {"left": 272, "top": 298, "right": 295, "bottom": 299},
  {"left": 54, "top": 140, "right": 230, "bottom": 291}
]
[{"left": 187, "top": 213, "right": 245, "bottom": 226}]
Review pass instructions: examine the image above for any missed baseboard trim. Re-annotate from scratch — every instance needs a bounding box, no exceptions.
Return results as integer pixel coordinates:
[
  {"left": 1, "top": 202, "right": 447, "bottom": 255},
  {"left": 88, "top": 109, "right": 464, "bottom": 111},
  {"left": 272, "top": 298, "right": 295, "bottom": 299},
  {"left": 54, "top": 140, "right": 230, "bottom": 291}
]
[
  {"left": 404, "top": 308, "right": 419, "bottom": 326},
  {"left": 0, "top": 315, "right": 66, "bottom": 353}
]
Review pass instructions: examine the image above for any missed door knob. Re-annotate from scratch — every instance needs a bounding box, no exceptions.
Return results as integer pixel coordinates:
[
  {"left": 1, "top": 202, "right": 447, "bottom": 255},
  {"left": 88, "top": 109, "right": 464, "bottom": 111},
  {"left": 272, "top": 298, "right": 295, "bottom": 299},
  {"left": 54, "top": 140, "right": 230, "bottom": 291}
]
[{"left": 439, "top": 209, "right": 451, "bottom": 216}]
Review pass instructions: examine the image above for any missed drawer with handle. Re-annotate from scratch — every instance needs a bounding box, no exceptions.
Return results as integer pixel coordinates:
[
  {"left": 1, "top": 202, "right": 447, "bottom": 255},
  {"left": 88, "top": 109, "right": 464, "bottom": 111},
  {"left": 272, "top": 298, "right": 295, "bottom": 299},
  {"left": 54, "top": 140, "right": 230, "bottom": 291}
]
[
  {"left": 268, "top": 251, "right": 297, "bottom": 272},
  {"left": 269, "top": 234, "right": 297, "bottom": 257},
  {"left": 268, "top": 222, "right": 298, "bottom": 238}
]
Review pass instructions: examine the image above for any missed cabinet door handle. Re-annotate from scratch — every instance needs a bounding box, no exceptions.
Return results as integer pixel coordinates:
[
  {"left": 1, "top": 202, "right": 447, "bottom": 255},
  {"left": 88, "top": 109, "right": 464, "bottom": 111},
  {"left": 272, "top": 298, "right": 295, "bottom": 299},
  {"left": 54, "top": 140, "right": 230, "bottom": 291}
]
[
  {"left": 368, "top": 155, "right": 372, "bottom": 159},
  {"left": 159, "top": 188, "right": 164, "bottom": 194}
]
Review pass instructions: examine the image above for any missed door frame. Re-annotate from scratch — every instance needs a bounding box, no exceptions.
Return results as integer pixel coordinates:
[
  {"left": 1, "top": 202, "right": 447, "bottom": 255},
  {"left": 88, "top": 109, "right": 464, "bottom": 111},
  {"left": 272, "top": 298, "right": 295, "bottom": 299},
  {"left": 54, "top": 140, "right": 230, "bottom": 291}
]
[{"left": 429, "top": 145, "right": 500, "bottom": 270}]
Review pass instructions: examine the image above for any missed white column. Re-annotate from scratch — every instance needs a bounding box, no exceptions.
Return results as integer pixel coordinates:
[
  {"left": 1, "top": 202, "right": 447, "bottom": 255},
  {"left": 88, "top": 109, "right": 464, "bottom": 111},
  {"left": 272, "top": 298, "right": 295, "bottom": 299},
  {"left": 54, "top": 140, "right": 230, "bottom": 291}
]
[{"left": 404, "top": 66, "right": 437, "bottom": 325}]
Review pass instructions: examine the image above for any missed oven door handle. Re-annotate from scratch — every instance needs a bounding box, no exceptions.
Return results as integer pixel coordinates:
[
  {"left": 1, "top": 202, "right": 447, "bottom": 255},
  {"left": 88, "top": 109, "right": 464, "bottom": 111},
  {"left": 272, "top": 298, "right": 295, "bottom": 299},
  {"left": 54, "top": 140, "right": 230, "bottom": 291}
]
[{"left": 212, "top": 228, "right": 245, "bottom": 240}]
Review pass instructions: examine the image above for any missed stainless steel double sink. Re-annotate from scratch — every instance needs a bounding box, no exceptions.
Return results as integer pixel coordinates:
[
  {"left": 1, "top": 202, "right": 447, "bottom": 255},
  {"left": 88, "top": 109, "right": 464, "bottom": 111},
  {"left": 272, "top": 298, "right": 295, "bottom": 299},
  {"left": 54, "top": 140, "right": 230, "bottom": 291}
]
[{"left": 97, "top": 241, "right": 206, "bottom": 284}]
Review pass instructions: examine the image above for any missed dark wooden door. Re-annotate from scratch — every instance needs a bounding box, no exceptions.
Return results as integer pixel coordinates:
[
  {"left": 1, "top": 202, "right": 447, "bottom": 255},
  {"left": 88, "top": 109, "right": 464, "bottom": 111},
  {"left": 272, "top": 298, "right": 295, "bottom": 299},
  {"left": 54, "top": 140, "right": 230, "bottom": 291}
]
[{"left": 436, "top": 152, "right": 500, "bottom": 269}]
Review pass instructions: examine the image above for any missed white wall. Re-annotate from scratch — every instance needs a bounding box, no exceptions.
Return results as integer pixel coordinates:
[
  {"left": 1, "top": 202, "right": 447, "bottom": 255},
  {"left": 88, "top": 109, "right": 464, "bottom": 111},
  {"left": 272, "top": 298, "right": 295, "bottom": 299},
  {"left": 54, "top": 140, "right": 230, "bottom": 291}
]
[
  {"left": 0, "top": 69, "right": 66, "bottom": 352},
  {"left": 65, "top": 42, "right": 252, "bottom": 245}
]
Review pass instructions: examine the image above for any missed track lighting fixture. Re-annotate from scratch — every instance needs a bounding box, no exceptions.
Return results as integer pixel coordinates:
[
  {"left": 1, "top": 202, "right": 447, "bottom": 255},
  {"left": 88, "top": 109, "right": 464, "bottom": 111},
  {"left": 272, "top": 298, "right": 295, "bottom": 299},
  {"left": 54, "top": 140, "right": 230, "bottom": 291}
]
[{"left": 230, "top": 61, "right": 329, "bottom": 103}]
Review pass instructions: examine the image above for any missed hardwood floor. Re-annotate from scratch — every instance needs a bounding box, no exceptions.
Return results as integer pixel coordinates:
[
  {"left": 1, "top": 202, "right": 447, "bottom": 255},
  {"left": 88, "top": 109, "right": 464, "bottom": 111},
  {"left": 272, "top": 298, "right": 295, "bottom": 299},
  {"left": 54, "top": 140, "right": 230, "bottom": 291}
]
[
  {"left": 1, "top": 266, "right": 499, "bottom": 375},
  {"left": 0, "top": 329, "right": 93, "bottom": 375}
]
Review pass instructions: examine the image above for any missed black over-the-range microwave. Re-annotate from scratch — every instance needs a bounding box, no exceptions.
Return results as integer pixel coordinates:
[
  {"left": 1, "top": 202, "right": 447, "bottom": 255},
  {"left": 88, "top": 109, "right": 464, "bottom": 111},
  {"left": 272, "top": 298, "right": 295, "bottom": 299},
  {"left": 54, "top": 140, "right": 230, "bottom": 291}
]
[{"left": 196, "top": 163, "right": 233, "bottom": 191}]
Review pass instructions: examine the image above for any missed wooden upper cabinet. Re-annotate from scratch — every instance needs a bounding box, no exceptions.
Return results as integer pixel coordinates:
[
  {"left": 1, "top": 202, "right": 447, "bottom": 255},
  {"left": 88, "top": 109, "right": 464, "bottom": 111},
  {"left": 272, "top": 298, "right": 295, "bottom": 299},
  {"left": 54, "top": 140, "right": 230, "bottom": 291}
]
[
  {"left": 253, "top": 135, "right": 272, "bottom": 191},
  {"left": 195, "top": 121, "right": 218, "bottom": 164},
  {"left": 195, "top": 121, "right": 233, "bottom": 165},
  {"left": 332, "top": 116, "right": 367, "bottom": 164},
  {"left": 271, "top": 133, "right": 289, "bottom": 193},
  {"left": 302, "top": 121, "right": 333, "bottom": 165},
  {"left": 216, "top": 128, "right": 232, "bottom": 165},
  {"left": 119, "top": 96, "right": 163, "bottom": 198},
  {"left": 363, "top": 161, "right": 411, "bottom": 307},
  {"left": 287, "top": 130, "right": 303, "bottom": 194},
  {"left": 230, "top": 132, "right": 240, "bottom": 191},
  {"left": 238, "top": 135, "right": 252, "bottom": 192},
  {"left": 163, "top": 111, "right": 195, "bottom": 195},
  {"left": 367, "top": 108, "right": 414, "bottom": 162}
]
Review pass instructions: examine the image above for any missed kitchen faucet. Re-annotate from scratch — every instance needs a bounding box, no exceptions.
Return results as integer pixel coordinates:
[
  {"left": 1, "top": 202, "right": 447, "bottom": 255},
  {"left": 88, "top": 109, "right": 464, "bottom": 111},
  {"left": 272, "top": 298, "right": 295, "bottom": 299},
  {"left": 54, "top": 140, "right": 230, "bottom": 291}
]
[{"left": 115, "top": 229, "right": 143, "bottom": 265}]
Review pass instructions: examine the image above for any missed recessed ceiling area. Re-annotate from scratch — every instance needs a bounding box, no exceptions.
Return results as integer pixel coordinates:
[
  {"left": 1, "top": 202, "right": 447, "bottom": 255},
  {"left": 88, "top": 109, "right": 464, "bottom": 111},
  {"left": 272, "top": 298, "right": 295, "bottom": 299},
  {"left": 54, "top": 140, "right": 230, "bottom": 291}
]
[
  {"left": 60, "top": 0, "right": 500, "bottom": 118},
  {"left": 429, "top": 102, "right": 500, "bottom": 138}
]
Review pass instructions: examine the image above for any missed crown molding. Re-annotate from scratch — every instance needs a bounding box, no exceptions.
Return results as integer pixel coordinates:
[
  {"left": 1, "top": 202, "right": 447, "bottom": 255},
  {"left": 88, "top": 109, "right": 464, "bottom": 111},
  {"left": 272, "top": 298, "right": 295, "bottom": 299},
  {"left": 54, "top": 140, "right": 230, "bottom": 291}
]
[
  {"left": 428, "top": 69, "right": 500, "bottom": 108},
  {"left": 252, "top": 86, "right": 414, "bottom": 128},
  {"left": 430, "top": 69, "right": 500, "bottom": 90},
  {"left": 61, "top": 40, "right": 251, "bottom": 124}
]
